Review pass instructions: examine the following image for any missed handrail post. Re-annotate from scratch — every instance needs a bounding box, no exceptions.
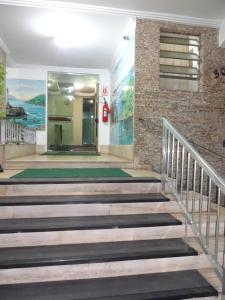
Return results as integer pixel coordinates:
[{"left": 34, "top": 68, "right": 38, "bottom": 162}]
[{"left": 161, "top": 120, "right": 168, "bottom": 193}]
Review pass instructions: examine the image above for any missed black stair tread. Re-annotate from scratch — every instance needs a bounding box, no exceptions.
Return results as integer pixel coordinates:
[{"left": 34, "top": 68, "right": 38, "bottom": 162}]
[
  {"left": 0, "top": 177, "right": 161, "bottom": 185},
  {"left": 0, "top": 270, "right": 218, "bottom": 300},
  {"left": 0, "top": 193, "right": 169, "bottom": 206},
  {"left": 0, "top": 213, "right": 182, "bottom": 234},
  {"left": 0, "top": 238, "right": 197, "bottom": 269}
]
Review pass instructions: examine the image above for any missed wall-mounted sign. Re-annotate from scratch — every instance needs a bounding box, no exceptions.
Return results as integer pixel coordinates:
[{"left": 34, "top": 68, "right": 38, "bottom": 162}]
[{"left": 100, "top": 85, "right": 108, "bottom": 97}]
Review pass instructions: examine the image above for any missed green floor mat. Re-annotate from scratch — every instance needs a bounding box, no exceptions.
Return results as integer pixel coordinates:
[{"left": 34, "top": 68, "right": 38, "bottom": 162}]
[
  {"left": 41, "top": 152, "right": 100, "bottom": 156},
  {"left": 11, "top": 168, "right": 132, "bottom": 179}
]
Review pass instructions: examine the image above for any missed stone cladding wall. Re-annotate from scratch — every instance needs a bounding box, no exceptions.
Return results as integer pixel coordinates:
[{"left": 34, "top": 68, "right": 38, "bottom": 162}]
[{"left": 134, "top": 19, "right": 225, "bottom": 178}]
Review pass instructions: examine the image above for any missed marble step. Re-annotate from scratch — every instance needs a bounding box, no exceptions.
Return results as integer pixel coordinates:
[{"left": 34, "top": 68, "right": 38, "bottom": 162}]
[
  {"left": 0, "top": 202, "right": 181, "bottom": 219},
  {"left": 0, "top": 255, "right": 212, "bottom": 285},
  {"left": 0, "top": 213, "right": 182, "bottom": 234},
  {"left": 0, "top": 193, "right": 169, "bottom": 206},
  {"left": 0, "top": 270, "right": 218, "bottom": 299},
  {"left": 0, "top": 178, "right": 161, "bottom": 196},
  {"left": 4, "top": 160, "right": 134, "bottom": 169},
  {"left": 0, "top": 238, "right": 197, "bottom": 269},
  {"left": 0, "top": 224, "right": 188, "bottom": 248}
]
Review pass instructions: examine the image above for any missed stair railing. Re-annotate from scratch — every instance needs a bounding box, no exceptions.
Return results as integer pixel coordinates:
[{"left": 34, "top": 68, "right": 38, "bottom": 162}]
[
  {"left": 161, "top": 118, "right": 225, "bottom": 280},
  {"left": 0, "top": 120, "right": 36, "bottom": 145}
]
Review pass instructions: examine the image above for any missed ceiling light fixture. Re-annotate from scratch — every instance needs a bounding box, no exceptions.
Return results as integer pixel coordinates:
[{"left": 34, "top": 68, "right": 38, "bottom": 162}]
[
  {"left": 74, "top": 83, "right": 85, "bottom": 90},
  {"left": 35, "top": 13, "right": 98, "bottom": 48},
  {"left": 87, "top": 84, "right": 96, "bottom": 89}
]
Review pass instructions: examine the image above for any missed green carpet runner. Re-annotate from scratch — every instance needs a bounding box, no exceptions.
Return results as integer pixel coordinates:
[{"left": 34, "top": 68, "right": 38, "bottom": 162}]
[{"left": 12, "top": 168, "right": 132, "bottom": 179}]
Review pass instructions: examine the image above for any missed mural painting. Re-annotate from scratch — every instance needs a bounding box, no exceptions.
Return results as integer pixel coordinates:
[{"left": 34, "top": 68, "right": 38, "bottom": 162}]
[
  {"left": 6, "top": 79, "right": 46, "bottom": 129},
  {"left": 110, "top": 29, "right": 135, "bottom": 145}
]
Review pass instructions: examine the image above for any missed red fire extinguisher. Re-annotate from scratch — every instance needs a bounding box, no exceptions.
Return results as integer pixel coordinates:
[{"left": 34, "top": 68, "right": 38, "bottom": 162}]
[{"left": 102, "top": 100, "right": 111, "bottom": 123}]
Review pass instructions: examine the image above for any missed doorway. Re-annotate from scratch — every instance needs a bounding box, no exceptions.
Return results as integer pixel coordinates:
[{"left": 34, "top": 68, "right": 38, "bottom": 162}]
[
  {"left": 47, "top": 72, "right": 99, "bottom": 152},
  {"left": 83, "top": 98, "right": 95, "bottom": 145}
]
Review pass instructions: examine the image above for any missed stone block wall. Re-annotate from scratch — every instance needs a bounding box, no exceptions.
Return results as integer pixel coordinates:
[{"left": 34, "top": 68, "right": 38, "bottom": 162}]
[{"left": 134, "top": 19, "right": 225, "bottom": 178}]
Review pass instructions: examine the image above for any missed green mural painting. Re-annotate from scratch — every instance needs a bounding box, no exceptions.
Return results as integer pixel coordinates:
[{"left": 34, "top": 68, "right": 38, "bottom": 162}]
[{"left": 110, "top": 30, "right": 135, "bottom": 145}]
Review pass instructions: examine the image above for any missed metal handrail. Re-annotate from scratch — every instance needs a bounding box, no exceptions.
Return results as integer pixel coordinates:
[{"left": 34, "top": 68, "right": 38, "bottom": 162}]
[
  {"left": 162, "top": 118, "right": 225, "bottom": 194},
  {"left": 161, "top": 117, "right": 225, "bottom": 283}
]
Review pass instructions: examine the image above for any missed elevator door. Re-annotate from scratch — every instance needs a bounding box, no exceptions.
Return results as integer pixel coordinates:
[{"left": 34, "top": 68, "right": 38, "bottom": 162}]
[{"left": 82, "top": 99, "right": 95, "bottom": 145}]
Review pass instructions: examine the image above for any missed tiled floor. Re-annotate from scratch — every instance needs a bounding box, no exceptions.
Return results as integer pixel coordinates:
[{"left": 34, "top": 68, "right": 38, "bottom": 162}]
[
  {"left": 0, "top": 169, "right": 22, "bottom": 178},
  {"left": 0, "top": 153, "right": 160, "bottom": 179}
]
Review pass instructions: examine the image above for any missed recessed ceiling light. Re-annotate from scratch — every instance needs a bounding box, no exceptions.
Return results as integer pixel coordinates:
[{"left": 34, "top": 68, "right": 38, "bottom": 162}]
[{"left": 35, "top": 13, "right": 98, "bottom": 48}]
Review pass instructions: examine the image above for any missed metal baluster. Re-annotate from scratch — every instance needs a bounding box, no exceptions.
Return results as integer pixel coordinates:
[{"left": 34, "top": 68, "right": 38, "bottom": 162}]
[
  {"left": 0, "top": 120, "right": 5, "bottom": 144},
  {"left": 19, "top": 126, "right": 22, "bottom": 143},
  {"left": 166, "top": 131, "right": 171, "bottom": 179},
  {"left": 180, "top": 146, "right": 185, "bottom": 203},
  {"left": 9, "top": 123, "right": 12, "bottom": 143},
  {"left": 13, "top": 124, "right": 15, "bottom": 142},
  {"left": 192, "top": 160, "right": 197, "bottom": 214},
  {"left": 161, "top": 125, "right": 168, "bottom": 192},
  {"left": 215, "top": 188, "right": 221, "bottom": 261},
  {"left": 199, "top": 168, "right": 204, "bottom": 234},
  {"left": 17, "top": 124, "right": 19, "bottom": 142},
  {"left": 171, "top": 135, "right": 175, "bottom": 180},
  {"left": 206, "top": 178, "right": 212, "bottom": 249},
  {"left": 6, "top": 122, "right": 8, "bottom": 143},
  {"left": 5, "top": 122, "right": 7, "bottom": 143},
  {"left": 176, "top": 140, "right": 180, "bottom": 194},
  {"left": 186, "top": 153, "right": 191, "bottom": 212}
]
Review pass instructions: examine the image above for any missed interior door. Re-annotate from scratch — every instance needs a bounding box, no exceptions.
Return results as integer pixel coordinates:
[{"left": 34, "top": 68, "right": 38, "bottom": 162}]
[{"left": 82, "top": 98, "right": 95, "bottom": 145}]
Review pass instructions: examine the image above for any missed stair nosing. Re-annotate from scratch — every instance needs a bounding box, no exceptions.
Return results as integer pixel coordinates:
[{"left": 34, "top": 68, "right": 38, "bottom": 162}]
[
  {"left": 0, "top": 193, "right": 169, "bottom": 206},
  {"left": 0, "top": 213, "right": 182, "bottom": 234},
  {"left": 0, "top": 238, "right": 197, "bottom": 269},
  {"left": 0, "top": 177, "right": 161, "bottom": 185},
  {"left": 0, "top": 270, "right": 218, "bottom": 299}
]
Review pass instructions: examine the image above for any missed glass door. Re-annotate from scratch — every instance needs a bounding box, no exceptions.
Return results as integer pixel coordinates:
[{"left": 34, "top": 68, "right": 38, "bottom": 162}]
[{"left": 82, "top": 98, "right": 94, "bottom": 145}]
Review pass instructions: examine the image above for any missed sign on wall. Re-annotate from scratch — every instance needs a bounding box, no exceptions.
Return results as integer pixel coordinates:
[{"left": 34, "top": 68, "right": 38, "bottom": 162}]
[{"left": 100, "top": 85, "right": 109, "bottom": 97}]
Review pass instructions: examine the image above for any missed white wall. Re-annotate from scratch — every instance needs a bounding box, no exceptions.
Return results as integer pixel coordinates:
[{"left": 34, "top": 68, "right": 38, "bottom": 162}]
[{"left": 7, "top": 65, "right": 111, "bottom": 151}]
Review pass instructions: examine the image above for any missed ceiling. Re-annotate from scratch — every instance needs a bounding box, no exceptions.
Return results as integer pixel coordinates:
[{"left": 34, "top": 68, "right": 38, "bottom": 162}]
[
  {"left": 0, "top": 4, "right": 129, "bottom": 69},
  {"left": 41, "top": 0, "right": 225, "bottom": 20},
  {"left": 0, "top": 0, "right": 224, "bottom": 69}
]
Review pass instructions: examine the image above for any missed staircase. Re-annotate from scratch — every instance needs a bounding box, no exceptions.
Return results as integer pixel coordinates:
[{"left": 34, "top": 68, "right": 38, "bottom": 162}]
[{"left": 0, "top": 176, "right": 219, "bottom": 299}]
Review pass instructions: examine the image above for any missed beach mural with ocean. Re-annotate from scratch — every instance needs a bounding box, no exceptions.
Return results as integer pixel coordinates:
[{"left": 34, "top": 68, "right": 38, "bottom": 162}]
[
  {"left": 110, "top": 25, "right": 135, "bottom": 145},
  {"left": 6, "top": 79, "right": 46, "bottom": 129}
]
